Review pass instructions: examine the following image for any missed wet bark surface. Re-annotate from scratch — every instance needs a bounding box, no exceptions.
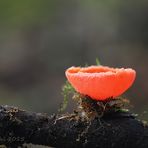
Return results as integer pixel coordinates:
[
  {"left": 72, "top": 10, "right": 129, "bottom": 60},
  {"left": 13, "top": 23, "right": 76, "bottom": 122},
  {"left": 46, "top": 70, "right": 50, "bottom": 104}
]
[{"left": 0, "top": 105, "right": 148, "bottom": 148}]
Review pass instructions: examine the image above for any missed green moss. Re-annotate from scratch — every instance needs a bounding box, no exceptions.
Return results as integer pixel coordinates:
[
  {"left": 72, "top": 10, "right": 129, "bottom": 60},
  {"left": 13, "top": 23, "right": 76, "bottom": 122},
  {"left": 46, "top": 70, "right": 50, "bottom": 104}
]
[
  {"left": 75, "top": 96, "right": 129, "bottom": 120},
  {"left": 59, "top": 79, "right": 129, "bottom": 120},
  {"left": 95, "top": 58, "right": 101, "bottom": 65},
  {"left": 59, "top": 81, "right": 75, "bottom": 112}
]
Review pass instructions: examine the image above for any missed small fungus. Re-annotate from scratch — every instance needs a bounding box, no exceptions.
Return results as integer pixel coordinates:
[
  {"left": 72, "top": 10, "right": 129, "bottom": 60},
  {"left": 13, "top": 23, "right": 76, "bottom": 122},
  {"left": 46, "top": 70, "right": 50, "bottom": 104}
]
[{"left": 65, "top": 66, "right": 136, "bottom": 101}]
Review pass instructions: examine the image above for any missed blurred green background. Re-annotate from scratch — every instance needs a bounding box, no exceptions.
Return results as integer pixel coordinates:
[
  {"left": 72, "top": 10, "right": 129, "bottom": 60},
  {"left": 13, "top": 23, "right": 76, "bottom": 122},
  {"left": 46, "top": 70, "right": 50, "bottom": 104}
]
[{"left": 0, "top": 0, "right": 148, "bottom": 120}]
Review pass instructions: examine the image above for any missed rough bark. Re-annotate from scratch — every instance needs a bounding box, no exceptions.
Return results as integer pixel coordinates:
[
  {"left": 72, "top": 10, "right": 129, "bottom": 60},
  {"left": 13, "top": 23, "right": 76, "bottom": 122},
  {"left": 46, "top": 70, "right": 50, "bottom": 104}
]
[{"left": 0, "top": 105, "right": 147, "bottom": 148}]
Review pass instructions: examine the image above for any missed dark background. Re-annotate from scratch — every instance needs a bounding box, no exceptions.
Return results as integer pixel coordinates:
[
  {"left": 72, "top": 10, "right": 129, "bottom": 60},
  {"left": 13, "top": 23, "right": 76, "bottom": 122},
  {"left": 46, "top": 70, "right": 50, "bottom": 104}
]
[{"left": 0, "top": 0, "right": 148, "bottom": 120}]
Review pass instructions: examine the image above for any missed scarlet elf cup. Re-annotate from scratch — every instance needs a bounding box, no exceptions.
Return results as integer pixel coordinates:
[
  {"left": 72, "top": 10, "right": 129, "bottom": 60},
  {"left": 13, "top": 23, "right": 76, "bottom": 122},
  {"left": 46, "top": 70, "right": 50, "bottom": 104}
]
[{"left": 65, "top": 66, "right": 136, "bottom": 101}]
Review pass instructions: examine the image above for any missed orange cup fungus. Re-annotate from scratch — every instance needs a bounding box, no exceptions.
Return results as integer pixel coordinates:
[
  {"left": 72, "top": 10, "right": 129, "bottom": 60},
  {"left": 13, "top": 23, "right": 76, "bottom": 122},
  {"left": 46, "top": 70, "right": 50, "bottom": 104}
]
[{"left": 65, "top": 66, "right": 136, "bottom": 101}]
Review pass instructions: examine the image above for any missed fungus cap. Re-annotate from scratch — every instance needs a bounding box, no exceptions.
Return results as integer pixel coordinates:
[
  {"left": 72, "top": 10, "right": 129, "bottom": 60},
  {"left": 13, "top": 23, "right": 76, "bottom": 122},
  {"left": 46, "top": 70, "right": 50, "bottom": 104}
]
[{"left": 65, "top": 66, "right": 136, "bottom": 100}]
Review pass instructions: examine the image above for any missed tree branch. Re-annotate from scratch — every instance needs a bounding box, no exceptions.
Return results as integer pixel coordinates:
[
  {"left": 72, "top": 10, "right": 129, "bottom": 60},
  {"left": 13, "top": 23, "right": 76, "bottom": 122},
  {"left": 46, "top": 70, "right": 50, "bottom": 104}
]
[{"left": 0, "top": 105, "right": 148, "bottom": 148}]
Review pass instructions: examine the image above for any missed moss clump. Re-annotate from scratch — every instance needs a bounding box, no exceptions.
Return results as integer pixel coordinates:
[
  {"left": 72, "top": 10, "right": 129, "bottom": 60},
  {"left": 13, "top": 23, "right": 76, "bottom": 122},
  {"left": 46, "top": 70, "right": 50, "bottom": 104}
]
[
  {"left": 59, "top": 81, "right": 129, "bottom": 120},
  {"left": 59, "top": 81, "right": 76, "bottom": 112},
  {"left": 73, "top": 95, "right": 129, "bottom": 120}
]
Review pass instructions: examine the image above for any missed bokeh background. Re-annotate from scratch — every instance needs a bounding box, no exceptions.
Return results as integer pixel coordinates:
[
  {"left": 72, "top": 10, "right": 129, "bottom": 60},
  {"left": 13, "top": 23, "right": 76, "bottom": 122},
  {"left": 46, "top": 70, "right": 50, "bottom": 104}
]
[{"left": 0, "top": 0, "right": 148, "bottom": 120}]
